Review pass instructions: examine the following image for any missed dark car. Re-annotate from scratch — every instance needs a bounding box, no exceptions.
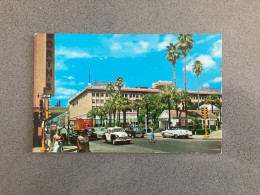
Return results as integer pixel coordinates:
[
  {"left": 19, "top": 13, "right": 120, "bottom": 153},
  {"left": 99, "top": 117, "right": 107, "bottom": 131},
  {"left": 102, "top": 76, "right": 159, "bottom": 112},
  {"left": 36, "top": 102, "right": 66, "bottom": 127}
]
[{"left": 125, "top": 126, "right": 146, "bottom": 138}]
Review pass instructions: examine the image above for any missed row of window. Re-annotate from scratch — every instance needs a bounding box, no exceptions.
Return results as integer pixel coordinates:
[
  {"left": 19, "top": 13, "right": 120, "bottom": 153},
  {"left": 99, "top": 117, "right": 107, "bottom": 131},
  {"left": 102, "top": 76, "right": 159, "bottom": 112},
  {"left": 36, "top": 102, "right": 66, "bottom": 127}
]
[{"left": 92, "top": 93, "right": 144, "bottom": 98}]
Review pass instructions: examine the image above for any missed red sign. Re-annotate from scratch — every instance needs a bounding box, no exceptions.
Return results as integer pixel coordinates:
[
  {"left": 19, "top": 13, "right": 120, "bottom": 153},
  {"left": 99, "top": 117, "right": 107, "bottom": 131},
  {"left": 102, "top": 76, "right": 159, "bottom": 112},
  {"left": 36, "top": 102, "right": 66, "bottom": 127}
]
[
  {"left": 94, "top": 80, "right": 116, "bottom": 86},
  {"left": 201, "top": 87, "right": 219, "bottom": 92}
]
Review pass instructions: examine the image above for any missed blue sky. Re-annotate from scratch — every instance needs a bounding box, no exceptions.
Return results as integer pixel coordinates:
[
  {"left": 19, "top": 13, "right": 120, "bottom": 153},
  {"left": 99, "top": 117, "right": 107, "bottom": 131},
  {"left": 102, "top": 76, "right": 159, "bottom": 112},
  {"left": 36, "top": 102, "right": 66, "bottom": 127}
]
[{"left": 52, "top": 34, "right": 222, "bottom": 107}]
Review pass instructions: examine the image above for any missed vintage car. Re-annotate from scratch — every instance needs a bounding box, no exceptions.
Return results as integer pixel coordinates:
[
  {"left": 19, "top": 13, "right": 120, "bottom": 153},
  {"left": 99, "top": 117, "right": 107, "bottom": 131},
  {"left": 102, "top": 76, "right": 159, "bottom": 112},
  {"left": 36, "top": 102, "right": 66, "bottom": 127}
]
[
  {"left": 125, "top": 126, "right": 146, "bottom": 138},
  {"left": 103, "top": 127, "right": 131, "bottom": 145},
  {"left": 161, "top": 127, "right": 192, "bottom": 139},
  {"left": 94, "top": 127, "right": 106, "bottom": 139}
]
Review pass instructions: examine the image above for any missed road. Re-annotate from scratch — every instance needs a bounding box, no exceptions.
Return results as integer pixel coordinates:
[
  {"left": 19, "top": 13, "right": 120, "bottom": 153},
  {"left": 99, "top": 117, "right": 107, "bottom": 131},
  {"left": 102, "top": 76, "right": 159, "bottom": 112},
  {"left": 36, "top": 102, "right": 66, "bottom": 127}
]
[{"left": 86, "top": 137, "right": 221, "bottom": 153}]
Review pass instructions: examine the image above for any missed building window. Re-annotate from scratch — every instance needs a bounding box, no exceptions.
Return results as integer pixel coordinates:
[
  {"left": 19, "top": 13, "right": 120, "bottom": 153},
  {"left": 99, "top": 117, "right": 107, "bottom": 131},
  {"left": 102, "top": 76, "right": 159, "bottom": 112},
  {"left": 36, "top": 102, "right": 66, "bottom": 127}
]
[
  {"left": 92, "top": 106, "right": 95, "bottom": 110},
  {"left": 136, "top": 94, "right": 139, "bottom": 98},
  {"left": 129, "top": 94, "right": 132, "bottom": 98},
  {"left": 101, "top": 100, "right": 104, "bottom": 103},
  {"left": 97, "top": 100, "right": 100, "bottom": 104},
  {"left": 92, "top": 99, "right": 95, "bottom": 103},
  {"left": 133, "top": 94, "right": 135, "bottom": 97},
  {"left": 96, "top": 93, "right": 99, "bottom": 97},
  {"left": 101, "top": 93, "right": 104, "bottom": 97},
  {"left": 92, "top": 93, "right": 95, "bottom": 97},
  {"left": 106, "top": 93, "right": 108, "bottom": 97}
]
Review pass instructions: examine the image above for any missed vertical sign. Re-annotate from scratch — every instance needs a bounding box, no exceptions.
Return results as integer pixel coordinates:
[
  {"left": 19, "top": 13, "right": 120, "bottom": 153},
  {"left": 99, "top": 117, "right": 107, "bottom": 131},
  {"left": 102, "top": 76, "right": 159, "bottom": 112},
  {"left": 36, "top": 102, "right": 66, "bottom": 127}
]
[{"left": 44, "top": 34, "right": 55, "bottom": 96}]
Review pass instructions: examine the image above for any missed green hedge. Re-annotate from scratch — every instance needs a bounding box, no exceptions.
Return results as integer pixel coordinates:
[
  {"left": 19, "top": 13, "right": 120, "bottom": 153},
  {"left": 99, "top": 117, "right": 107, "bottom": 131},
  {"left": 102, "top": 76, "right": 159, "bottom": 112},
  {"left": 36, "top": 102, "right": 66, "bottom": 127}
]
[{"left": 193, "top": 129, "right": 210, "bottom": 135}]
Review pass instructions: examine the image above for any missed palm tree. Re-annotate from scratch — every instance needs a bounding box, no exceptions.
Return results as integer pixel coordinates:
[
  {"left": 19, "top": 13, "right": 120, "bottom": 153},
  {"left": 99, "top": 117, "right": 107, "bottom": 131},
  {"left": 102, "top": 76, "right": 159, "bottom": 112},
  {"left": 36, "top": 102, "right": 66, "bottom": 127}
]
[
  {"left": 104, "top": 101, "right": 113, "bottom": 127},
  {"left": 192, "top": 60, "right": 204, "bottom": 109},
  {"left": 205, "top": 95, "right": 220, "bottom": 113},
  {"left": 121, "top": 98, "right": 131, "bottom": 128},
  {"left": 115, "top": 77, "right": 124, "bottom": 96},
  {"left": 111, "top": 91, "right": 119, "bottom": 126},
  {"left": 166, "top": 43, "right": 181, "bottom": 87},
  {"left": 177, "top": 34, "right": 194, "bottom": 128},
  {"left": 161, "top": 85, "right": 174, "bottom": 129},
  {"left": 106, "top": 83, "right": 115, "bottom": 98},
  {"left": 133, "top": 99, "right": 142, "bottom": 123}
]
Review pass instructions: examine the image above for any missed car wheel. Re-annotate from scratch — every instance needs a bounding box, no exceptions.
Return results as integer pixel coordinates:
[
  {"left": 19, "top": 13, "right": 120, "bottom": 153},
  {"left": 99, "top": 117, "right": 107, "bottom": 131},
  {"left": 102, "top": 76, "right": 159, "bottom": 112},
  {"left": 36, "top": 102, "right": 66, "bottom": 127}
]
[
  {"left": 141, "top": 135, "right": 144, "bottom": 138},
  {"left": 112, "top": 139, "right": 116, "bottom": 145},
  {"left": 162, "top": 133, "right": 166, "bottom": 138},
  {"left": 132, "top": 135, "right": 135, "bottom": 138},
  {"left": 127, "top": 141, "right": 131, "bottom": 144},
  {"left": 104, "top": 138, "right": 107, "bottom": 143},
  {"left": 174, "top": 135, "right": 178, "bottom": 139}
]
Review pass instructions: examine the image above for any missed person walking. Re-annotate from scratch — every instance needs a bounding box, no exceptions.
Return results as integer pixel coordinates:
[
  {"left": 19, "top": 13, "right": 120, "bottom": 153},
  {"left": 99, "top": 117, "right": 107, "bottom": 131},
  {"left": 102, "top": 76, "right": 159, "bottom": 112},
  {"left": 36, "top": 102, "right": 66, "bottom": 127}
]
[
  {"left": 52, "top": 129, "right": 63, "bottom": 153},
  {"left": 60, "top": 126, "right": 67, "bottom": 146},
  {"left": 77, "top": 129, "right": 91, "bottom": 153},
  {"left": 149, "top": 124, "right": 154, "bottom": 143}
]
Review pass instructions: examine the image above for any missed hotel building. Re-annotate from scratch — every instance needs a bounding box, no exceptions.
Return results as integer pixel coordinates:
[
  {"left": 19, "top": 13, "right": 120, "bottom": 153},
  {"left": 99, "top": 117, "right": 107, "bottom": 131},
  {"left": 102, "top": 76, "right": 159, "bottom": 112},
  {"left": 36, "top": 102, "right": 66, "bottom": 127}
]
[{"left": 69, "top": 81, "right": 222, "bottom": 121}]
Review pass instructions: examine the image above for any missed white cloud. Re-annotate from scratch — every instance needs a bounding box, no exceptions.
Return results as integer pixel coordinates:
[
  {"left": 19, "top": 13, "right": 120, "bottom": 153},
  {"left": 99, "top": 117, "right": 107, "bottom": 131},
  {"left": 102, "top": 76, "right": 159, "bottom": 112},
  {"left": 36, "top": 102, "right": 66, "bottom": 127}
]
[
  {"left": 212, "top": 77, "right": 222, "bottom": 83},
  {"left": 157, "top": 34, "right": 177, "bottom": 51},
  {"left": 66, "top": 76, "right": 74, "bottom": 80},
  {"left": 78, "top": 82, "right": 85, "bottom": 85},
  {"left": 56, "top": 87, "right": 77, "bottom": 96},
  {"left": 68, "top": 81, "right": 76, "bottom": 86},
  {"left": 56, "top": 59, "right": 68, "bottom": 71},
  {"left": 56, "top": 47, "right": 96, "bottom": 59},
  {"left": 211, "top": 40, "right": 222, "bottom": 58},
  {"left": 203, "top": 83, "right": 209, "bottom": 88},
  {"left": 110, "top": 42, "right": 122, "bottom": 51},
  {"left": 196, "top": 35, "right": 217, "bottom": 44},
  {"left": 186, "top": 55, "right": 216, "bottom": 72}
]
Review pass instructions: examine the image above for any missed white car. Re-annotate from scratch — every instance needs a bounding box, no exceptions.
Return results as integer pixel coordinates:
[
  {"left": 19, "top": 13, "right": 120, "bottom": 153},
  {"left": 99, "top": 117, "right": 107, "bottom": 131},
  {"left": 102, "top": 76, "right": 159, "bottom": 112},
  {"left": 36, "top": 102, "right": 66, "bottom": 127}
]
[
  {"left": 104, "top": 127, "right": 132, "bottom": 145},
  {"left": 161, "top": 128, "right": 192, "bottom": 139}
]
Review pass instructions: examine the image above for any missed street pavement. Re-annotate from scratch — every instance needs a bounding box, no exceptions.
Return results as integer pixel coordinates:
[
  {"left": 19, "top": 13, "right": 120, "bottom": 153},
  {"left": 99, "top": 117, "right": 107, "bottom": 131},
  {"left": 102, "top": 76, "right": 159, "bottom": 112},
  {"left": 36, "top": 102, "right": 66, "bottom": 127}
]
[{"left": 32, "top": 134, "right": 221, "bottom": 153}]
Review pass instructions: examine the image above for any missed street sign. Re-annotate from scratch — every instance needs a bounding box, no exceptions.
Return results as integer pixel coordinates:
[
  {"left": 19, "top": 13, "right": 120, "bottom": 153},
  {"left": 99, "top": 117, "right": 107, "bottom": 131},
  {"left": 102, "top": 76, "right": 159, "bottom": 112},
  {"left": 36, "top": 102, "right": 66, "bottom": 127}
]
[{"left": 38, "top": 93, "right": 51, "bottom": 98}]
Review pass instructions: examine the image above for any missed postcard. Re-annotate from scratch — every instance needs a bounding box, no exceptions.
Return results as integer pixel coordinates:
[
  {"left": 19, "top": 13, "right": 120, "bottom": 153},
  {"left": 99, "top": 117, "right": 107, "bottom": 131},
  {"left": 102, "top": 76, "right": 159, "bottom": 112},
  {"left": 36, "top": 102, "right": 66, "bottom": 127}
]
[{"left": 33, "top": 34, "right": 222, "bottom": 153}]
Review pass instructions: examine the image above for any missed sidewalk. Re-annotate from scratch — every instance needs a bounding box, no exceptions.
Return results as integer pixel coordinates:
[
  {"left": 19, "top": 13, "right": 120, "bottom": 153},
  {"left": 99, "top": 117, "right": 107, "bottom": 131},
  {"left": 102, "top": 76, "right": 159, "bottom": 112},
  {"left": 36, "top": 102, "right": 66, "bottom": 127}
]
[
  {"left": 148, "top": 130, "right": 222, "bottom": 140},
  {"left": 32, "top": 145, "right": 77, "bottom": 153}
]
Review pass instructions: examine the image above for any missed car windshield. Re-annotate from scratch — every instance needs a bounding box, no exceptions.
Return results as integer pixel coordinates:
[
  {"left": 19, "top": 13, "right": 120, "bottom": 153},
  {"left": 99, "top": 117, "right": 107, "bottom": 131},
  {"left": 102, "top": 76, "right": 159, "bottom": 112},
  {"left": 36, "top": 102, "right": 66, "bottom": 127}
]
[
  {"left": 170, "top": 127, "right": 187, "bottom": 130},
  {"left": 111, "top": 128, "right": 124, "bottom": 132},
  {"left": 95, "top": 128, "right": 105, "bottom": 131},
  {"left": 132, "top": 127, "right": 141, "bottom": 131}
]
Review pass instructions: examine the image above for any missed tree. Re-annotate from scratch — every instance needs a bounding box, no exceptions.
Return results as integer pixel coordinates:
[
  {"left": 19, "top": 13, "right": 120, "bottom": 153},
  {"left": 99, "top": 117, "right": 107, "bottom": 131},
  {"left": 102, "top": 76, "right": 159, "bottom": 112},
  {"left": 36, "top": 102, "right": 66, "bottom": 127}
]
[
  {"left": 189, "top": 112, "right": 202, "bottom": 135},
  {"left": 205, "top": 95, "right": 220, "bottom": 113},
  {"left": 166, "top": 43, "right": 181, "bottom": 87},
  {"left": 192, "top": 60, "right": 204, "bottom": 109},
  {"left": 115, "top": 77, "right": 124, "bottom": 96},
  {"left": 121, "top": 98, "right": 131, "bottom": 128},
  {"left": 87, "top": 108, "right": 98, "bottom": 126},
  {"left": 133, "top": 99, "right": 142, "bottom": 123},
  {"left": 104, "top": 101, "right": 113, "bottom": 127},
  {"left": 106, "top": 83, "right": 115, "bottom": 97},
  {"left": 161, "top": 85, "right": 174, "bottom": 129},
  {"left": 177, "top": 34, "right": 194, "bottom": 127}
]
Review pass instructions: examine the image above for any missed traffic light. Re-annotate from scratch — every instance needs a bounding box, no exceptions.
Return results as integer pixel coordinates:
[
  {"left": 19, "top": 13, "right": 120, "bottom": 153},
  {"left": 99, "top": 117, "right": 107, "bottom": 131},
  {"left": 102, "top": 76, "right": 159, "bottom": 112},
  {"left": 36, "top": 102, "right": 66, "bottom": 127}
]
[
  {"left": 45, "top": 99, "right": 51, "bottom": 120},
  {"left": 202, "top": 106, "right": 208, "bottom": 119},
  {"left": 38, "top": 99, "right": 44, "bottom": 120}
]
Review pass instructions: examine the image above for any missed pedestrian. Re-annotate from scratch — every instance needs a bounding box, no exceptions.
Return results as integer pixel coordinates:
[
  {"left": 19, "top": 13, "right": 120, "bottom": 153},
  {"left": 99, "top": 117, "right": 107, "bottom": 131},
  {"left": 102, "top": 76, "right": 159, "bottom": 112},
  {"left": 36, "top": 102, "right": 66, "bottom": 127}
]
[
  {"left": 150, "top": 124, "right": 154, "bottom": 143},
  {"left": 60, "top": 126, "right": 67, "bottom": 145},
  {"left": 52, "top": 129, "right": 63, "bottom": 153},
  {"left": 77, "top": 129, "right": 91, "bottom": 153}
]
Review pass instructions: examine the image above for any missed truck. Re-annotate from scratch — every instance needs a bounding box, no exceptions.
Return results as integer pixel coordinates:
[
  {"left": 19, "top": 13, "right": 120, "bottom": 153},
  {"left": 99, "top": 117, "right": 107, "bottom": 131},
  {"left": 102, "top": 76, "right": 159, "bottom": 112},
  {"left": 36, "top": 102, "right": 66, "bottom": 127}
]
[{"left": 70, "top": 118, "right": 97, "bottom": 144}]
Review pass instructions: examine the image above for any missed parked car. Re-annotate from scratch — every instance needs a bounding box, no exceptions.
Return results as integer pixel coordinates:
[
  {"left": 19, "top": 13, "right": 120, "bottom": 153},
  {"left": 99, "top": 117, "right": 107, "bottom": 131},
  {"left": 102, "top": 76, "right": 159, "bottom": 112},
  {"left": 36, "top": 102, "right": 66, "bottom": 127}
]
[
  {"left": 125, "top": 127, "right": 146, "bottom": 138},
  {"left": 102, "top": 127, "right": 131, "bottom": 145},
  {"left": 161, "top": 127, "right": 192, "bottom": 139},
  {"left": 94, "top": 127, "right": 106, "bottom": 139}
]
